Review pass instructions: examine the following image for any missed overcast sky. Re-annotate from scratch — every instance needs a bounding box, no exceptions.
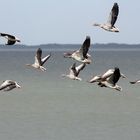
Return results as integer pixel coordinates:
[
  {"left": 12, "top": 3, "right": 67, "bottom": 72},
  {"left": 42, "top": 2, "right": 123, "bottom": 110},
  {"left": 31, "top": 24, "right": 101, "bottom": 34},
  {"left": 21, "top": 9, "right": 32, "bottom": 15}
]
[{"left": 0, "top": 0, "right": 139, "bottom": 45}]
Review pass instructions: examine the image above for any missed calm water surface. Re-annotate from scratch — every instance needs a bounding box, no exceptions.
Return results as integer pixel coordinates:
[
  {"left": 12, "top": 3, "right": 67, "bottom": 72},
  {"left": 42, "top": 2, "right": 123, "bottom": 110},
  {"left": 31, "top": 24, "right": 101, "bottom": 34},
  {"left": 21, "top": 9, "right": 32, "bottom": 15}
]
[{"left": 0, "top": 48, "right": 140, "bottom": 140}]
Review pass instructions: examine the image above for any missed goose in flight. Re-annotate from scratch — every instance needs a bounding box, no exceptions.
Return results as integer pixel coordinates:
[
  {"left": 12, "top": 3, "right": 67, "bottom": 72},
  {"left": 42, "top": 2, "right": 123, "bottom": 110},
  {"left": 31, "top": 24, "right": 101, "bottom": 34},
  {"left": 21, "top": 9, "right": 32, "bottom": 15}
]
[
  {"left": 89, "top": 67, "right": 124, "bottom": 91},
  {"left": 93, "top": 3, "right": 119, "bottom": 32},
  {"left": 89, "top": 68, "right": 126, "bottom": 83},
  {"left": 130, "top": 79, "right": 140, "bottom": 84},
  {"left": 26, "top": 48, "right": 51, "bottom": 71},
  {"left": 63, "top": 36, "right": 92, "bottom": 64},
  {"left": 0, "top": 33, "right": 21, "bottom": 45},
  {"left": 62, "top": 63, "right": 86, "bottom": 81},
  {"left": 0, "top": 80, "right": 21, "bottom": 91},
  {"left": 98, "top": 67, "right": 122, "bottom": 91}
]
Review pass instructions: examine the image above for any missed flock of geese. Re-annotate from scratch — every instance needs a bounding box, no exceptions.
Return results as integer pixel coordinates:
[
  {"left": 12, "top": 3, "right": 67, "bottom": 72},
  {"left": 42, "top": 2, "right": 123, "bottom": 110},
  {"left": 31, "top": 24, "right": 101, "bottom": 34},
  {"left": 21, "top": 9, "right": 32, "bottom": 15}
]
[{"left": 0, "top": 2, "right": 139, "bottom": 92}]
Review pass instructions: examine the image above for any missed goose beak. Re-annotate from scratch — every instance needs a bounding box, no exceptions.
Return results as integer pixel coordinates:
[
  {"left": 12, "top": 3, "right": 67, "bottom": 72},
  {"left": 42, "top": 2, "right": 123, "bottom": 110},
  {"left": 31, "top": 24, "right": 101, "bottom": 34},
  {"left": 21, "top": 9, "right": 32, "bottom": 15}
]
[
  {"left": 16, "top": 38, "right": 21, "bottom": 42},
  {"left": 17, "top": 85, "right": 21, "bottom": 88},
  {"left": 85, "top": 60, "right": 92, "bottom": 64},
  {"left": 16, "top": 83, "right": 21, "bottom": 88}
]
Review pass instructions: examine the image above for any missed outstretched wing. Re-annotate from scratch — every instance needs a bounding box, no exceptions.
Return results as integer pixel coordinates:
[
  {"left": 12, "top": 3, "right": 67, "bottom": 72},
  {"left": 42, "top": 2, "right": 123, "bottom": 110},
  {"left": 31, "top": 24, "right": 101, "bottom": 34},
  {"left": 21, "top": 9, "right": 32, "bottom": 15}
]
[
  {"left": 107, "top": 3, "right": 119, "bottom": 27},
  {"left": 0, "top": 33, "right": 15, "bottom": 38},
  {"left": 6, "top": 40, "right": 16, "bottom": 45},
  {"left": 35, "top": 48, "right": 42, "bottom": 65},
  {"left": 79, "top": 36, "right": 90, "bottom": 59},
  {"left": 0, "top": 33, "right": 16, "bottom": 45},
  {"left": 107, "top": 67, "right": 121, "bottom": 85},
  {"left": 69, "top": 63, "right": 77, "bottom": 76},
  {"left": 88, "top": 75, "right": 101, "bottom": 83},
  {"left": 4, "top": 85, "right": 16, "bottom": 91},
  {"left": 101, "top": 69, "right": 114, "bottom": 80},
  {"left": 75, "top": 63, "right": 86, "bottom": 76},
  {"left": 41, "top": 54, "right": 51, "bottom": 66}
]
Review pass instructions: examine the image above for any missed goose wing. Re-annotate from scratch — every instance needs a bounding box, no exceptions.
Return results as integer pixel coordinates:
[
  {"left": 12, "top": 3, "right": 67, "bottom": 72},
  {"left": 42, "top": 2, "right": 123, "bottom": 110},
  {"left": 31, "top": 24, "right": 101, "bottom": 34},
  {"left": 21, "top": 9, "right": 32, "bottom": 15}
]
[
  {"left": 101, "top": 69, "right": 114, "bottom": 80},
  {"left": 79, "top": 36, "right": 90, "bottom": 59},
  {"left": 4, "top": 85, "right": 16, "bottom": 91},
  {"left": 69, "top": 63, "right": 77, "bottom": 76},
  {"left": 35, "top": 48, "right": 42, "bottom": 65},
  {"left": 75, "top": 63, "right": 86, "bottom": 76},
  {"left": 0, "top": 33, "right": 16, "bottom": 45},
  {"left": 6, "top": 40, "right": 16, "bottom": 45},
  {"left": 107, "top": 3, "right": 119, "bottom": 27},
  {"left": 0, "top": 33, "right": 14, "bottom": 38},
  {"left": 0, "top": 33, "right": 7, "bottom": 37},
  {"left": 41, "top": 54, "right": 51, "bottom": 66},
  {"left": 89, "top": 75, "right": 101, "bottom": 83},
  {"left": 107, "top": 67, "right": 121, "bottom": 86}
]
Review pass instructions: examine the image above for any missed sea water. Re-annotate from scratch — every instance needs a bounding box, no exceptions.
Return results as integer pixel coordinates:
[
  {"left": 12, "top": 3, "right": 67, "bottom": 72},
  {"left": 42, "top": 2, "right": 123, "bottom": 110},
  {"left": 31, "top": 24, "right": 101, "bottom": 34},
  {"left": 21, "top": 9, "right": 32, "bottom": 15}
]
[{"left": 0, "top": 47, "right": 140, "bottom": 140}]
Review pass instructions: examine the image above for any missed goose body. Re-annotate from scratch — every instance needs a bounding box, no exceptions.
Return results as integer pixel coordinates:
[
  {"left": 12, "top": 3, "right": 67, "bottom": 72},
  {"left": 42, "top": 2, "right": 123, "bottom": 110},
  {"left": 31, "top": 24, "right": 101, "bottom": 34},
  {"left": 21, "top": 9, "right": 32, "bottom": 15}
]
[
  {"left": 64, "top": 36, "right": 92, "bottom": 64},
  {"left": 26, "top": 48, "right": 51, "bottom": 71},
  {"left": 93, "top": 3, "right": 119, "bottom": 32},
  {"left": 0, "top": 33, "right": 20, "bottom": 45},
  {"left": 0, "top": 80, "right": 21, "bottom": 91},
  {"left": 62, "top": 63, "right": 86, "bottom": 81}
]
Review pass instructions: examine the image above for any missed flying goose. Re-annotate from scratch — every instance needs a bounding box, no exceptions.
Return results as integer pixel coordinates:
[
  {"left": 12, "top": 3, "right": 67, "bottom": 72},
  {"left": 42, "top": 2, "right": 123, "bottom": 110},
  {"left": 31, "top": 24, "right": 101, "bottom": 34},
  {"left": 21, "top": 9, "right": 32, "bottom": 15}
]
[
  {"left": 62, "top": 63, "right": 86, "bottom": 81},
  {"left": 0, "top": 80, "right": 21, "bottom": 91},
  {"left": 98, "top": 67, "right": 122, "bottom": 91},
  {"left": 63, "top": 36, "right": 92, "bottom": 64},
  {"left": 26, "top": 48, "right": 51, "bottom": 71},
  {"left": 89, "top": 67, "right": 124, "bottom": 91},
  {"left": 93, "top": 3, "right": 119, "bottom": 32},
  {"left": 0, "top": 33, "right": 21, "bottom": 45},
  {"left": 89, "top": 68, "right": 126, "bottom": 83},
  {"left": 130, "top": 79, "right": 140, "bottom": 84}
]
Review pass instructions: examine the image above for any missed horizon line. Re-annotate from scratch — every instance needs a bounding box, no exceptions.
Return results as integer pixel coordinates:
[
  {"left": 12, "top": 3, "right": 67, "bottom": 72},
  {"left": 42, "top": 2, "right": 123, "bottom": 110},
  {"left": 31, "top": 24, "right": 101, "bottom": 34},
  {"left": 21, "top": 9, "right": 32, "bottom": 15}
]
[{"left": 1, "top": 43, "right": 140, "bottom": 46}]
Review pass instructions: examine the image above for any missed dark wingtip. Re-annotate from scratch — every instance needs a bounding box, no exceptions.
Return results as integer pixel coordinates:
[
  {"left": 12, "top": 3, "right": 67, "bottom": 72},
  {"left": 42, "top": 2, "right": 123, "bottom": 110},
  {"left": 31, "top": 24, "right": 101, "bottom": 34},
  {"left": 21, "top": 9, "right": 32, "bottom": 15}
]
[
  {"left": 85, "top": 36, "right": 91, "bottom": 43},
  {"left": 86, "top": 36, "right": 90, "bottom": 39},
  {"left": 71, "top": 63, "right": 76, "bottom": 69},
  {"left": 114, "top": 67, "right": 119, "bottom": 70},
  {"left": 38, "top": 48, "right": 42, "bottom": 51},
  {"left": 114, "top": 3, "right": 118, "bottom": 6},
  {"left": 37, "top": 48, "right": 42, "bottom": 54},
  {"left": 83, "top": 36, "right": 91, "bottom": 48}
]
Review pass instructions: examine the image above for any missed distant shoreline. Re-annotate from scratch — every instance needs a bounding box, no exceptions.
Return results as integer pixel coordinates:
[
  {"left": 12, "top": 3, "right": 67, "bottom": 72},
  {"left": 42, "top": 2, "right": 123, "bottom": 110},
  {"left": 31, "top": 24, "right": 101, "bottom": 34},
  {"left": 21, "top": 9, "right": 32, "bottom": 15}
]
[
  {"left": 0, "top": 43, "right": 140, "bottom": 51},
  {"left": 28, "top": 43, "right": 140, "bottom": 47}
]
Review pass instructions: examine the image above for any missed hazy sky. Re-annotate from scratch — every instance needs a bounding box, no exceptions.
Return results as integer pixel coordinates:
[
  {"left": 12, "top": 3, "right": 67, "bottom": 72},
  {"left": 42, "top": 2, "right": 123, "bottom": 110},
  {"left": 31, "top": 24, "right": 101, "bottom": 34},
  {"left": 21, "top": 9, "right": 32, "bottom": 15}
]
[{"left": 0, "top": 0, "right": 139, "bottom": 45}]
